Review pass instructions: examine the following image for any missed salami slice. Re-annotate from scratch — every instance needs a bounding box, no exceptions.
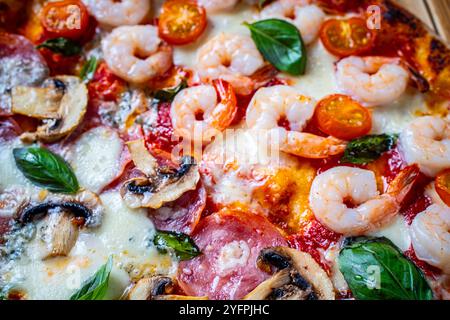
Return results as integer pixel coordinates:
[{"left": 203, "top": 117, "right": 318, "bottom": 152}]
[
  {"left": 178, "top": 208, "right": 287, "bottom": 300},
  {"left": 149, "top": 182, "right": 206, "bottom": 235},
  {"left": 0, "top": 33, "right": 49, "bottom": 115}
]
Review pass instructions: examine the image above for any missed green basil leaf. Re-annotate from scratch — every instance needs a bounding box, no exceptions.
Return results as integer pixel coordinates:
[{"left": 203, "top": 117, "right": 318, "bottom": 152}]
[
  {"left": 13, "top": 147, "right": 79, "bottom": 194},
  {"left": 70, "top": 256, "right": 113, "bottom": 300},
  {"left": 80, "top": 56, "right": 98, "bottom": 82},
  {"left": 338, "top": 237, "right": 433, "bottom": 300},
  {"left": 36, "top": 37, "right": 82, "bottom": 56},
  {"left": 244, "top": 19, "right": 306, "bottom": 75},
  {"left": 341, "top": 134, "right": 398, "bottom": 165},
  {"left": 153, "top": 80, "right": 188, "bottom": 103},
  {"left": 153, "top": 230, "right": 201, "bottom": 261}
]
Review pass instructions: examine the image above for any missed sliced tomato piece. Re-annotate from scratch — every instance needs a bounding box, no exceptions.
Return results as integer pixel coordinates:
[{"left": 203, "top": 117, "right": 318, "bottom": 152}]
[
  {"left": 158, "top": 0, "right": 207, "bottom": 45},
  {"left": 40, "top": 0, "right": 90, "bottom": 40},
  {"left": 178, "top": 208, "right": 287, "bottom": 300},
  {"left": 435, "top": 169, "right": 450, "bottom": 206},
  {"left": 314, "top": 94, "right": 372, "bottom": 140},
  {"left": 320, "top": 18, "right": 376, "bottom": 57},
  {"left": 316, "top": 0, "right": 364, "bottom": 15},
  {"left": 149, "top": 182, "right": 206, "bottom": 235}
]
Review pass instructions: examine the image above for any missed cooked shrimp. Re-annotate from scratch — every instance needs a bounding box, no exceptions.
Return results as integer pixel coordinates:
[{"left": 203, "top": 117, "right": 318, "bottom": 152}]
[
  {"left": 246, "top": 85, "right": 346, "bottom": 158},
  {"left": 399, "top": 116, "right": 450, "bottom": 177},
  {"left": 259, "top": 0, "right": 325, "bottom": 44},
  {"left": 102, "top": 25, "right": 173, "bottom": 84},
  {"left": 410, "top": 204, "right": 450, "bottom": 274},
  {"left": 171, "top": 83, "right": 237, "bottom": 143},
  {"left": 82, "top": 0, "right": 150, "bottom": 27},
  {"left": 336, "top": 56, "right": 409, "bottom": 106},
  {"left": 309, "top": 165, "right": 419, "bottom": 235},
  {"left": 197, "top": 33, "right": 265, "bottom": 95},
  {"left": 198, "top": 0, "right": 239, "bottom": 12}
]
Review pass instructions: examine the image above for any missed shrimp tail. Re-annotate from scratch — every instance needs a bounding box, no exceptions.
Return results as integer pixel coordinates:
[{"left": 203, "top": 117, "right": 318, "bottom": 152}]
[
  {"left": 281, "top": 134, "right": 347, "bottom": 159},
  {"left": 386, "top": 164, "right": 421, "bottom": 204}
]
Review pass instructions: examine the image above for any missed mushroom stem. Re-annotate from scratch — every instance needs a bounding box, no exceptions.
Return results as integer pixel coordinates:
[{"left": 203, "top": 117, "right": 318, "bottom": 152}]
[{"left": 41, "top": 209, "right": 79, "bottom": 259}]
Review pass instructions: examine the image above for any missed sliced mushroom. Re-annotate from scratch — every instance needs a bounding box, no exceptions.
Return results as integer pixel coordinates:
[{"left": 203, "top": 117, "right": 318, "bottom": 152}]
[
  {"left": 127, "top": 276, "right": 174, "bottom": 300},
  {"left": 12, "top": 76, "right": 88, "bottom": 143},
  {"left": 121, "top": 140, "right": 200, "bottom": 209},
  {"left": 14, "top": 190, "right": 104, "bottom": 259},
  {"left": 127, "top": 276, "right": 208, "bottom": 300},
  {"left": 244, "top": 247, "right": 335, "bottom": 300}
]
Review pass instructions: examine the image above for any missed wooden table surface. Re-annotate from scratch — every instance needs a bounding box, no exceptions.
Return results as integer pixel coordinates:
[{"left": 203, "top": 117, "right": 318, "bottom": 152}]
[{"left": 395, "top": 0, "right": 450, "bottom": 43}]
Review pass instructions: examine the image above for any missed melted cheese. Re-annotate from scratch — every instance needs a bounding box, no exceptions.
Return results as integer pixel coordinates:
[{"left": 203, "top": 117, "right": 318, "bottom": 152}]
[
  {"left": 69, "top": 127, "right": 123, "bottom": 193},
  {"left": 0, "top": 139, "right": 34, "bottom": 189},
  {"left": 1, "top": 192, "right": 176, "bottom": 300},
  {"left": 369, "top": 215, "right": 411, "bottom": 251}
]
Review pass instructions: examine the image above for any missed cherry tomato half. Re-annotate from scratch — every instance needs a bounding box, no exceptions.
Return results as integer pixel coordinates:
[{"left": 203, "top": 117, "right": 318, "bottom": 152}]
[
  {"left": 40, "top": 0, "right": 90, "bottom": 40},
  {"left": 314, "top": 94, "right": 372, "bottom": 140},
  {"left": 435, "top": 169, "right": 450, "bottom": 206},
  {"left": 158, "top": 0, "right": 207, "bottom": 45},
  {"left": 320, "top": 18, "right": 376, "bottom": 57}
]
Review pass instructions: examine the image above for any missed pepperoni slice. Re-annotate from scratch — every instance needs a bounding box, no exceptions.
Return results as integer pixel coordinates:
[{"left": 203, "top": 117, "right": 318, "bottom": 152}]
[
  {"left": 149, "top": 182, "right": 206, "bottom": 235},
  {"left": 178, "top": 208, "right": 287, "bottom": 300},
  {"left": 0, "top": 33, "right": 49, "bottom": 115}
]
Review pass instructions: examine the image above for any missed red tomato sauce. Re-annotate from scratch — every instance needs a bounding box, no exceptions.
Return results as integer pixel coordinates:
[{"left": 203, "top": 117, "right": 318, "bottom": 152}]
[{"left": 287, "top": 219, "right": 342, "bottom": 273}]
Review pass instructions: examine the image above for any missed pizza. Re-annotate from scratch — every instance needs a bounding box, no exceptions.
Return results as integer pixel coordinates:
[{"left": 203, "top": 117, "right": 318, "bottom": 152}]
[{"left": 0, "top": 0, "right": 449, "bottom": 301}]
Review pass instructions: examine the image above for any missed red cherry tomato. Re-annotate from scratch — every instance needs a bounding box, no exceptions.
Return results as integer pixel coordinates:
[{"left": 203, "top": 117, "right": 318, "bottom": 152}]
[
  {"left": 320, "top": 18, "right": 376, "bottom": 57},
  {"left": 314, "top": 94, "right": 372, "bottom": 140},
  {"left": 40, "top": 0, "right": 90, "bottom": 40},
  {"left": 435, "top": 169, "right": 450, "bottom": 206},
  {"left": 158, "top": 0, "right": 207, "bottom": 45}
]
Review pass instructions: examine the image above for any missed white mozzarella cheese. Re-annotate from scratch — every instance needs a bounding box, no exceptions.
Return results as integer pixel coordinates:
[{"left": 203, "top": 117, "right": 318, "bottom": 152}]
[
  {"left": 69, "top": 127, "right": 123, "bottom": 194},
  {"left": 0, "top": 139, "right": 34, "bottom": 189},
  {"left": 368, "top": 215, "right": 411, "bottom": 251}
]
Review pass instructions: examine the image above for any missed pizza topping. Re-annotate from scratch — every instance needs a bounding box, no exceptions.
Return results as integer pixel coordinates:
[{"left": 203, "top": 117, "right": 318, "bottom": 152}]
[
  {"left": 13, "top": 76, "right": 88, "bottom": 143},
  {"left": 102, "top": 25, "right": 173, "bottom": 84},
  {"left": 245, "top": 19, "right": 306, "bottom": 75},
  {"left": 153, "top": 230, "right": 201, "bottom": 260},
  {"left": 435, "top": 169, "right": 450, "bottom": 206},
  {"left": 310, "top": 165, "right": 420, "bottom": 236},
  {"left": 158, "top": 0, "right": 207, "bottom": 46},
  {"left": 127, "top": 276, "right": 174, "bottom": 300},
  {"left": 0, "top": 33, "right": 49, "bottom": 115},
  {"left": 170, "top": 81, "right": 237, "bottom": 143},
  {"left": 398, "top": 116, "right": 450, "bottom": 177},
  {"left": 13, "top": 147, "right": 80, "bottom": 194},
  {"left": 149, "top": 182, "right": 206, "bottom": 234},
  {"left": 314, "top": 94, "right": 372, "bottom": 141},
  {"left": 339, "top": 237, "right": 433, "bottom": 300},
  {"left": 70, "top": 256, "right": 113, "bottom": 300},
  {"left": 410, "top": 204, "right": 450, "bottom": 274},
  {"left": 246, "top": 85, "right": 347, "bottom": 159},
  {"left": 121, "top": 143, "right": 200, "bottom": 209},
  {"left": 36, "top": 37, "right": 83, "bottom": 57},
  {"left": 341, "top": 134, "right": 398, "bottom": 165},
  {"left": 40, "top": 0, "right": 90, "bottom": 40},
  {"left": 335, "top": 56, "right": 409, "bottom": 107},
  {"left": 196, "top": 33, "right": 265, "bottom": 96},
  {"left": 82, "top": 0, "right": 151, "bottom": 27},
  {"left": 244, "top": 247, "right": 335, "bottom": 300},
  {"left": 11, "top": 189, "right": 103, "bottom": 259},
  {"left": 178, "top": 208, "right": 287, "bottom": 300},
  {"left": 319, "top": 18, "right": 376, "bottom": 57}
]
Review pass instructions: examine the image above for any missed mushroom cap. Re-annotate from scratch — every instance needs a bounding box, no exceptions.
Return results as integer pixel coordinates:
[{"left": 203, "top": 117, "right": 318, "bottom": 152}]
[
  {"left": 121, "top": 156, "right": 200, "bottom": 209},
  {"left": 244, "top": 247, "right": 336, "bottom": 300}
]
